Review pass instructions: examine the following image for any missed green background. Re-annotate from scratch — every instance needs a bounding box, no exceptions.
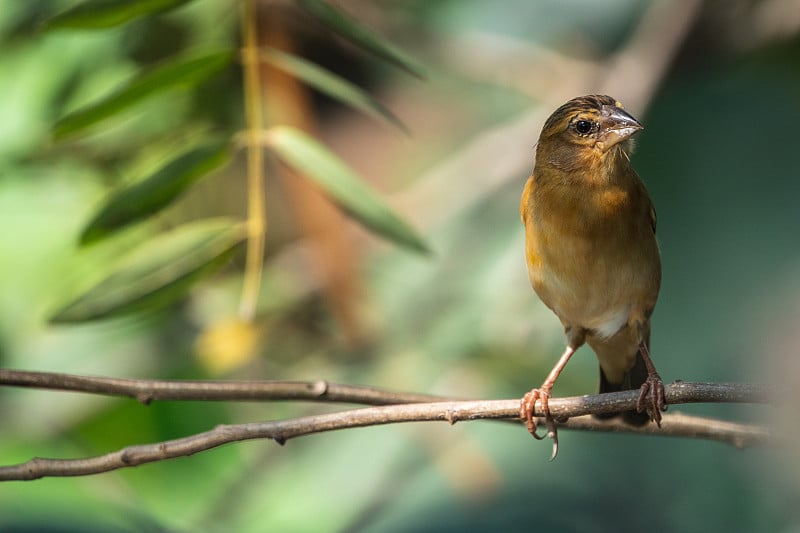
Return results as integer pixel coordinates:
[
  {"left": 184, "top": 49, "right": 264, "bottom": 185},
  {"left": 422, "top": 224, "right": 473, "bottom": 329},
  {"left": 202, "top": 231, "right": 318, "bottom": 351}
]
[{"left": 1, "top": 1, "right": 798, "bottom": 531}]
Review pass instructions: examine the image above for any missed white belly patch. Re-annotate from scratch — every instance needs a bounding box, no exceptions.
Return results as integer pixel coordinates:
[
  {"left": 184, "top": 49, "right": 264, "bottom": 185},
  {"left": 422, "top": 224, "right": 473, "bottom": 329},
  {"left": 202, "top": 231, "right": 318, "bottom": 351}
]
[{"left": 593, "top": 305, "right": 630, "bottom": 339}]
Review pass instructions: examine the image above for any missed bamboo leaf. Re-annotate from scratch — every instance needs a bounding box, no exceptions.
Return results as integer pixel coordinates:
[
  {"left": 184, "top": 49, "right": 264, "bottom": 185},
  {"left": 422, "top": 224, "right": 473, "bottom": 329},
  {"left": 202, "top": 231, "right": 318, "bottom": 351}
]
[
  {"left": 51, "top": 219, "right": 245, "bottom": 323},
  {"left": 297, "top": 0, "right": 425, "bottom": 79},
  {"left": 53, "top": 50, "right": 234, "bottom": 139},
  {"left": 263, "top": 126, "right": 429, "bottom": 255},
  {"left": 259, "top": 47, "right": 408, "bottom": 133},
  {"left": 45, "top": 0, "right": 194, "bottom": 30},
  {"left": 80, "top": 139, "right": 231, "bottom": 246}
]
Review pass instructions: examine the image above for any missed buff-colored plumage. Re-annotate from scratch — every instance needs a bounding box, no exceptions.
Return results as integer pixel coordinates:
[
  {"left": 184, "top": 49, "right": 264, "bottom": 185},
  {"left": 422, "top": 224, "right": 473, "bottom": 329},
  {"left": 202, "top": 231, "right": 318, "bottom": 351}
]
[{"left": 519, "top": 95, "right": 665, "bottom": 456}]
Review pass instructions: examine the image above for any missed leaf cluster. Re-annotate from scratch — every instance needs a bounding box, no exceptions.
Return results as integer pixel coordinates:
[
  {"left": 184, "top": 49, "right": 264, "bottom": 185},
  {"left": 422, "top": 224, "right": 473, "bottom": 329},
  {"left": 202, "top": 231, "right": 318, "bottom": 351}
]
[{"left": 45, "top": 0, "right": 429, "bottom": 323}]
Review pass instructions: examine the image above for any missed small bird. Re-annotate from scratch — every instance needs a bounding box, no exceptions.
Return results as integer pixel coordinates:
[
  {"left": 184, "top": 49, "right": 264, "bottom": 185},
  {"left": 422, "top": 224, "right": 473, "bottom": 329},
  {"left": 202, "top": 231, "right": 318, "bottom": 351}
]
[{"left": 519, "top": 95, "right": 665, "bottom": 458}]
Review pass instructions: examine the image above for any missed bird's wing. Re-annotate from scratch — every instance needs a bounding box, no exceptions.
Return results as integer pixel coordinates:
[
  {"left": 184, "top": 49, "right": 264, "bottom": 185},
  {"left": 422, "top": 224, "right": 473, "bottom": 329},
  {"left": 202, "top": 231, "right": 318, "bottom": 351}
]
[
  {"left": 520, "top": 174, "right": 535, "bottom": 224},
  {"left": 649, "top": 205, "right": 657, "bottom": 234}
]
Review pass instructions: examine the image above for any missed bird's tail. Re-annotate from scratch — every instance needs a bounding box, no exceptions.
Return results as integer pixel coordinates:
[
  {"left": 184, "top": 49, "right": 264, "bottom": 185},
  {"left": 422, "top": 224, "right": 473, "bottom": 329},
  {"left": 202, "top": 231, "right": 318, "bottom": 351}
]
[{"left": 595, "top": 347, "right": 650, "bottom": 426}]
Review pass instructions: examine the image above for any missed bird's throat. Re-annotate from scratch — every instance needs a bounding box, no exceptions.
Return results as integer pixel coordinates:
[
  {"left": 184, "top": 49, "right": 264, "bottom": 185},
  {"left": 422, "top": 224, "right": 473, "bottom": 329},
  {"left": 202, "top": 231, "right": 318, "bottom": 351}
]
[{"left": 539, "top": 146, "right": 630, "bottom": 189}]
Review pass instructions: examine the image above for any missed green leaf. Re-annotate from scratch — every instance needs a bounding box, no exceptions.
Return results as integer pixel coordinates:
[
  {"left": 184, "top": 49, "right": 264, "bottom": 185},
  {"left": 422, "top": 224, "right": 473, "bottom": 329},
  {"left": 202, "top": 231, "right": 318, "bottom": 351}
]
[
  {"left": 263, "top": 126, "right": 429, "bottom": 255},
  {"left": 44, "top": 0, "right": 194, "bottom": 30},
  {"left": 259, "top": 47, "right": 408, "bottom": 134},
  {"left": 51, "top": 219, "right": 245, "bottom": 323},
  {"left": 53, "top": 50, "right": 234, "bottom": 139},
  {"left": 297, "top": 0, "right": 426, "bottom": 79},
  {"left": 80, "top": 139, "right": 231, "bottom": 246}
]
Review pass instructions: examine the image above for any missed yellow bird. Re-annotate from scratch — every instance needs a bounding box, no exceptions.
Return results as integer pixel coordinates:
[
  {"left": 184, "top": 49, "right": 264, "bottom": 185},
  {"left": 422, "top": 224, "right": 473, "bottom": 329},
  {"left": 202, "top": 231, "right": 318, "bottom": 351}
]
[{"left": 519, "top": 95, "right": 665, "bottom": 457}]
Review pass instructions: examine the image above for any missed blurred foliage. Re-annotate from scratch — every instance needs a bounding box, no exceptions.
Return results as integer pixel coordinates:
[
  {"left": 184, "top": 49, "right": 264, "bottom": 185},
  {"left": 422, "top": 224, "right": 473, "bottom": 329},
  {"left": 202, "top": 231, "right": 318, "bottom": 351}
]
[
  {"left": 52, "top": 49, "right": 235, "bottom": 139},
  {"left": 52, "top": 218, "right": 246, "bottom": 322},
  {"left": 43, "top": 0, "right": 195, "bottom": 30},
  {"left": 1, "top": 0, "right": 800, "bottom": 532},
  {"left": 79, "top": 138, "right": 231, "bottom": 244},
  {"left": 262, "top": 126, "right": 429, "bottom": 254}
]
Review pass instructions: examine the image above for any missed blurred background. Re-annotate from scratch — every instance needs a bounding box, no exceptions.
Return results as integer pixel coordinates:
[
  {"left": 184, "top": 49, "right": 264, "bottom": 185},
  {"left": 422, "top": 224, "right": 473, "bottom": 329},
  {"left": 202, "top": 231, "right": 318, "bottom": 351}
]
[{"left": 1, "top": 0, "right": 800, "bottom": 531}]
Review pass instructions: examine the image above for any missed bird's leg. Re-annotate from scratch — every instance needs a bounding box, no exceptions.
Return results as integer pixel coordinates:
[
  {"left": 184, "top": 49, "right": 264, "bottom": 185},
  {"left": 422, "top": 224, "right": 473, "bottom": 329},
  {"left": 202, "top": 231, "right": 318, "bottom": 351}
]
[
  {"left": 635, "top": 340, "right": 666, "bottom": 426},
  {"left": 520, "top": 344, "right": 576, "bottom": 460}
]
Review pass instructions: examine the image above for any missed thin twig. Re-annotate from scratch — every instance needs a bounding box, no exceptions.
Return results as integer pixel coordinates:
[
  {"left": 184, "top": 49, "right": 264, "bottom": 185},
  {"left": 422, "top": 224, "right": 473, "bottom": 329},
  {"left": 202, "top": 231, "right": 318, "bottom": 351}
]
[
  {"left": 0, "top": 403, "right": 769, "bottom": 481},
  {"left": 0, "top": 374, "right": 773, "bottom": 481},
  {"left": 0, "top": 370, "right": 770, "bottom": 407},
  {"left": 0, "top": 369, "right": 444, "bottom": 405},
  {"left": 558, "top": 412, "right": 770, "bottom": 449}
]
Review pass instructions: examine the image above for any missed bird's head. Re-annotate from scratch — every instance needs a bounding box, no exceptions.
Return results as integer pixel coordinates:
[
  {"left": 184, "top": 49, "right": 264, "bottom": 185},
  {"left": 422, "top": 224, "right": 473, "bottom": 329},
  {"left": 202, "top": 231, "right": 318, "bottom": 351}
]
[{"left": 536, "top": 94, "right": 643, "bottom": 172}]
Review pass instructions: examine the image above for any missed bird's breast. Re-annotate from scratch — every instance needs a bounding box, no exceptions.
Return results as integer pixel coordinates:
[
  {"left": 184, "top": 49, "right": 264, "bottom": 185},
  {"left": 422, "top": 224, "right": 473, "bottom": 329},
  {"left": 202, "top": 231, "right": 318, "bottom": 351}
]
[{"left": 522, "top": 173, "right": 659, "bottom": 336}]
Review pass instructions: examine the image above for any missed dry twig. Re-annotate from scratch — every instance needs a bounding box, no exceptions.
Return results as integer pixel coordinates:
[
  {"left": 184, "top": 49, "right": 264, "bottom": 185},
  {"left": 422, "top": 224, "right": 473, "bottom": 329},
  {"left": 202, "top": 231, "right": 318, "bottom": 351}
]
[{"left": 0, "top": 370, "right": 772, "bottom": 481}]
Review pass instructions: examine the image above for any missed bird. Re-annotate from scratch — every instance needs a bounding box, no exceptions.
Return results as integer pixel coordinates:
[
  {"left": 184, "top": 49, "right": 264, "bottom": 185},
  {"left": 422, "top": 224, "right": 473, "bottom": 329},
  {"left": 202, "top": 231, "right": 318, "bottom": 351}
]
[{"left": 519, "top": 94, "right": 666, "bottom": 459}]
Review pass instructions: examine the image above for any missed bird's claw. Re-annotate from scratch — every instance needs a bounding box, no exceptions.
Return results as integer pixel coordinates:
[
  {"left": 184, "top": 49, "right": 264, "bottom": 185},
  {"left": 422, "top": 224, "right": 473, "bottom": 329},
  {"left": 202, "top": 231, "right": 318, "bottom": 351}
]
[
  {"left": 520, "top": 387, "right": 559, "bottom": 460},
  {"left": 520, "top": 388, "right": 546, "bottom": 438},
  {"left": 636, "top": 373, "right": 666, "bottom": 427}
]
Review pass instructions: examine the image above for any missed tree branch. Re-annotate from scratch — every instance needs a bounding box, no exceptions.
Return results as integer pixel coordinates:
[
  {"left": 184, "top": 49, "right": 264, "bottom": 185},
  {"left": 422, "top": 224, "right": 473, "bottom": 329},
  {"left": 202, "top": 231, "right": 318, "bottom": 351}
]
[
  {"left": 0, "top": 371, "right": 773, "bottom": 481},
  {"left": 0, "top": 370, "right": 769, "bottom": 407},
  {"left": 557, "top": 412, "right": 769, "bottom": 449},
  {"left": 0, "top": 369, "right": 445, "bottom": 405}
]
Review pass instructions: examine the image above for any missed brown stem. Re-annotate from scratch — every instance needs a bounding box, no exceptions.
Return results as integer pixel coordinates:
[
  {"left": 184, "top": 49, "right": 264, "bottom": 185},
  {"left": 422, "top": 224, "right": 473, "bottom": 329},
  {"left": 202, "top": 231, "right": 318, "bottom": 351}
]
[
  {"left": 0, "top": 370, "right": 770, "bottom": 407},
  {"left": 0, "top": 371, "right": 774, "bottom": 481},
  {"left": 0, "top": 401, "right": 770, "bottom": 481}
]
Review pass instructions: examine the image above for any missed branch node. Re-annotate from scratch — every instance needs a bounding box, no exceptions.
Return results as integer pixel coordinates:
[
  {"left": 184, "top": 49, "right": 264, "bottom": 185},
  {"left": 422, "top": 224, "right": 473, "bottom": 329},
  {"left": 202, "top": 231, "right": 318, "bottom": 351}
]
[
  {"left": 136, "top": 392, "right": 154, "bottom": 405},
  {"left": 445, "top": 410, "right": 458, "bottom": 425},
  {"left": 120, "top": 449, "right": 135, "bottom": 465},
  {"left": 310, "top": 380, "right": 329, "bottom": 398},
  {"left": 273, "top": 436, "right": 287, "bottom": 446}
]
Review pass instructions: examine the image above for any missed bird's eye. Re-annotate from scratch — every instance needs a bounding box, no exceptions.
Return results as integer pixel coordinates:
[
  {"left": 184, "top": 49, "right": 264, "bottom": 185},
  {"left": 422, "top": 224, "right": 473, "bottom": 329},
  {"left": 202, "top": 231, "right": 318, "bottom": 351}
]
[{"left": 574, "top": 120, "right": 594, "bottom": 134}]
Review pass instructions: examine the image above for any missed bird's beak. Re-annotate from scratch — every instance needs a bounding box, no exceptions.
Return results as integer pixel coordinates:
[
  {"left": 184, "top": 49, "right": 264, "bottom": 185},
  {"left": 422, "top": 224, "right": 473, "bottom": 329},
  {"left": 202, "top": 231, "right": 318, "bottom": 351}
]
[{"left": 598, "top": 105, "right": 643, "bottom": 152}]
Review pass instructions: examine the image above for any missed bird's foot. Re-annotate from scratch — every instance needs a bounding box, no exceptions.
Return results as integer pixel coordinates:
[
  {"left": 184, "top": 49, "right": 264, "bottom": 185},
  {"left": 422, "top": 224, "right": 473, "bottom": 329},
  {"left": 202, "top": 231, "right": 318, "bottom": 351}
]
[
  {"left": 636, "top": 373, "right": 666, "bottom": 427},
  {"left": 520, "top": 387, "right": 559, "bottom": 460}
]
